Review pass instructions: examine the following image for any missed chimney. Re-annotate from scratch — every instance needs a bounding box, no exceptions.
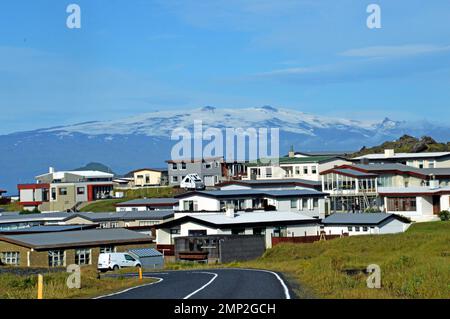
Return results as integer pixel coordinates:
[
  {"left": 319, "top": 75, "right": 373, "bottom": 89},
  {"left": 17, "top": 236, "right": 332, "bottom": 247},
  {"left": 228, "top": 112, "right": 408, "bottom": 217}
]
[
  {"left": 384, "top": 149, "right": 395, "bottom": 158},
  {"left": 288, "top": 145, "right": 295, "bottom": 158},
  {"left": 225, "top": 204, "right": 236, "bottom": 218},
  {"left": 49, "top": 167, "right": 55, "bottom": 173}
]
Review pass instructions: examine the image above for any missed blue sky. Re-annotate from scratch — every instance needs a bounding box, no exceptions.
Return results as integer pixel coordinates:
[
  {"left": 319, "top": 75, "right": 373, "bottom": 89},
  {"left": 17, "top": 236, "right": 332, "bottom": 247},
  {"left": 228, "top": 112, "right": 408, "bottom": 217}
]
[{"left": 0, "top": 0, "right": 449, "bottom": 134}]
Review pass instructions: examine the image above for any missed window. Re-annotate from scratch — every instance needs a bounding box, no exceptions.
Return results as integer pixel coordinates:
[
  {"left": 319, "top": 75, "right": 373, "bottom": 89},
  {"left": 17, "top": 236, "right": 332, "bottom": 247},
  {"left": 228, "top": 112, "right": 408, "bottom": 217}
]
[
  {"left": 188, "top": 229, "right": 207, "bottom": 236},
  {"left": 355, "top": 226, "right": 360, "bottom": 232},
  {"left": 170, "top": 228, "right": 180, "bottom": 235},
  {"left": 231, "top": 228, "right": 245, "bottom": 235},
  {"left": 303, "top": 166, "right": 308, "bottom": 174},
  {"left": 295, "top": 166, "right": 300, "bottom": 175},
  {"left": 181, "top": 162, "right": 187, "bottom": 169},
  {"left": 1, "top": 252, "right": 20, "bottom": 265},
  {"left": 172, "top": 176, "right": 178, "bottom": 183},
  {"left": 132, "top": 207, "right": 138, "bottom": 211},
  {"left": 347, "top": 226, "right": 353, "bottom": 232},
  {"left": 172, "top": 163, "right": 177, "bottom": 169},
  {"left": 418, "top": 160, "right": 424, "bottom": 169},
  {"left": 363, "top": 226, "right": 368, "bottom": 232},
  {"left": 387, "top": 197, "right": 417, "bottom": 212},
  {"left": 204, "top": 163, "right": 212, "bottom": 169},
  {"left": 137, "top": 175, "right": 144, "bottom": 179},
  {"left": 75, "top": 248, "right": 91, "bottom": 265},
  {"left": 51, "top": 188, "right": 57, "bottom": 200},
  {"left": 110, "top": 222, "right": 119, "bottom": 228},
  {"left": 125, "top": 254, "right": 136, "bottom": 261},
  {"left": 183, "top": 200, "right": 198, "bottom": 211},
  {"left": 298, "top": 199, "right": 303, "bottom": 210},
  {"left": 253, "top": 227, "right": 265, "bottom": 235},
  {"left": 58, "top": 187, "right": 67, "bottom": 196},
  {"left": 429, "top": 161, "right": 435, "bottom": 168},
  {"left": 48, "top": 250, "right": 65, "bottom": 267},
  {"left": 290, "top": 199, "right": 297, "bottom": 209},
  {"left": 99, "top": 246, "right": 115, "bottom": 254},
  {"left": 273, "top": 226, "right": 287, "bottom": 237},
  {"left": 76, "top": 187, "right": 85, "bottom": 195},
  {"left": 139, "top": 220, "right": 158, "bottom": 226},
  {"left": 311, "top": 166, "right": 317, "bottom": 174},
  {"left": 313, "top": 198, "right": 319, "bottom": 208}
]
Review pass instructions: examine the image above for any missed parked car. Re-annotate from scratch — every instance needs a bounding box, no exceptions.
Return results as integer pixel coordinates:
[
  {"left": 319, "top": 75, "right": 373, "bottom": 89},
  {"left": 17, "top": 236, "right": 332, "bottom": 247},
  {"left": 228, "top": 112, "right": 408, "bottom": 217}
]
[
  {"left": 97, "top": 252, "right": 141, "bottom": 272},
  {"left": 180, "top": 173, "right": 205, "bottom": 190}
]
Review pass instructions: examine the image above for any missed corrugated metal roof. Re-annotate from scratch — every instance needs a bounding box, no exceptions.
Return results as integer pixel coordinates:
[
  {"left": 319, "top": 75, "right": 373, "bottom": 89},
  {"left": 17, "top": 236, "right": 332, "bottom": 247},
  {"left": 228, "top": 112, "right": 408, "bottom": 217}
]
[
  {"left": 333, "top": 168, "right": 378, "bottom": 177},
  {"left": 322, "top": 213, "right": 409, "bottom": 225},
  {"left": 0, "top": 228, "right": 152, "bottom": 249},
  {"left": 177, "top": 189, "right": 327, "bottom": 199},
  {"left": 128, "top": 248, "right": 162, "bottom": 257},
  {"left": 0, "top": 224, "right": 94, "bottom": 233}
]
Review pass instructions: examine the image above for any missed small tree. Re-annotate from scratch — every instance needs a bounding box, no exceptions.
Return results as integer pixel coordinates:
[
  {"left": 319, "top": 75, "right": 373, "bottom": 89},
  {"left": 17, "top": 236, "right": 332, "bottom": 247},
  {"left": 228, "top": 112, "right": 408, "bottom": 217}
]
[{"left": 439, "top": 210, "right": 450, "bottom": 221}]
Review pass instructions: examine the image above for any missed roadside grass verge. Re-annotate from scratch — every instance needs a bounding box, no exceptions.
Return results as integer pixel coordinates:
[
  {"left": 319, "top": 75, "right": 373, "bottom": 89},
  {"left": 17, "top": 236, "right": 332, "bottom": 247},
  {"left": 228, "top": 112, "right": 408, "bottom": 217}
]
[
  {"left": 0, "top": 201, "right": 23, "bottom": 212},
  {"left": 0, "top": 266, "right": 153, "bottom": 299},
  {"left": 164, "top": 222, "right": 450, "bottom": 299}
]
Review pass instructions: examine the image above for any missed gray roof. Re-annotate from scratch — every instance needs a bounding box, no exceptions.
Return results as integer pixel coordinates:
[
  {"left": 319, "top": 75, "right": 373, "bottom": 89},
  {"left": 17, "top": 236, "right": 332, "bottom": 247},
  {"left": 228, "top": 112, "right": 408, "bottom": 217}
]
[
  {"left": 0, "top": 212, "right": 72, "bottom": 224},
  {"left": 322, "top": 213, "right": 410, "bottom": 225},
  {"left": 116, "top": 198, "right": 178, "bottom": 206},
  {"left": 0, "top": 228, "right": 152, "bottom": 249},
  {"left": 128, "top": 248, "right": 162, "bottom": 258},
  {"left": 177, "top": 189, "right": 327, "bottom": 199},
  {"left": 0, "top": 224, "right": 95, "bottom": 234}
]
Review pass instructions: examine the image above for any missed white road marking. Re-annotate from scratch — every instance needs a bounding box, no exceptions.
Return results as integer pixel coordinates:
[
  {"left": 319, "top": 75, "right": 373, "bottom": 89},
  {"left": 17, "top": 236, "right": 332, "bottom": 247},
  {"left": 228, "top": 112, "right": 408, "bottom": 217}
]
[
  {"left": 93, "top": 277, "right": 164, "bottom": 299},
  {"left": 226, "top": 268, "right": 291, "bottom": 299},
  {"left": 183, "top": 272, "right": 219, "bottom": 299}
]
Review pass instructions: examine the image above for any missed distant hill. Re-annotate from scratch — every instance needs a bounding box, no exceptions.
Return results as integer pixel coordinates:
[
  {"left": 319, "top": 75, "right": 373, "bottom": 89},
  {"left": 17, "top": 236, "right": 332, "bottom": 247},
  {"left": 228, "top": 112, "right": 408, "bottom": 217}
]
[
  {"left": 73, "top": 162, "right": 116, "bottom": 175},
  {"left": 351, "top": 135, "right": 450, "bottom": 157}
]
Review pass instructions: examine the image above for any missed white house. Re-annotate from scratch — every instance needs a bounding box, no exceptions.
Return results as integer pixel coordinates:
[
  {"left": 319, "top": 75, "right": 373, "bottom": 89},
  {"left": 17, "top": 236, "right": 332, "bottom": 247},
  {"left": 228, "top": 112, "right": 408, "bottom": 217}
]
[
  {"left": 217, "top": 178, "right": 322, "bottom": 191},
  {"left": 175, "top": 189, "right": 330, "bottom": 218},
  {"left": 155, "top": 210, "right": 321, "bottom": 248},
  {"left": 322, "top": 213, "right": 411, "bottom": 236}
]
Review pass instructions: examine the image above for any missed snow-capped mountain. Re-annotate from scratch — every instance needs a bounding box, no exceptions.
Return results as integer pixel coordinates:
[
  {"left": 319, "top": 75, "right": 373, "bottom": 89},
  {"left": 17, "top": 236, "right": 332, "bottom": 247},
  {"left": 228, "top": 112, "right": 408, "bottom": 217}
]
[{"left": 0, "top": 106, "right": 449, "bottom": 192}]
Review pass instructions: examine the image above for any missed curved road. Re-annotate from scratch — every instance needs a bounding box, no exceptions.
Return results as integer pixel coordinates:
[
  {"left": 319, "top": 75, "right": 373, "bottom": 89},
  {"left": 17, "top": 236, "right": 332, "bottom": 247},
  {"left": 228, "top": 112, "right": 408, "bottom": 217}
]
[{"left": 96, "top": 269, "right": 293, "bottom": 299}]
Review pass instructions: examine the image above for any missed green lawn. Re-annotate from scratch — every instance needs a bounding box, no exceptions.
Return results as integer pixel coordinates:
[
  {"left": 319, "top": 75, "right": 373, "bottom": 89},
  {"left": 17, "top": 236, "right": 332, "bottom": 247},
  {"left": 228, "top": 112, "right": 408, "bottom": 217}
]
[{"left": 165, "top": 222, "right": 450, "bottom": 299}]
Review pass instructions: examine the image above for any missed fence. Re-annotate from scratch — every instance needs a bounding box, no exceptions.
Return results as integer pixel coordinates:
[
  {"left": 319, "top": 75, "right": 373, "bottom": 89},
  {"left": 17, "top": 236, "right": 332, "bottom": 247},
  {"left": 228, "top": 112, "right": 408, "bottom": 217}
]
[{"left": 156, "top": 244, "right": 175, "bottom": 256}]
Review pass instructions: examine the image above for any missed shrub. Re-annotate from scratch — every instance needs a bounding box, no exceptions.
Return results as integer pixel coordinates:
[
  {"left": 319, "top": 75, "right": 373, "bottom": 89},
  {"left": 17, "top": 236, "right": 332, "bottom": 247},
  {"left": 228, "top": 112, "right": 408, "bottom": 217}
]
[{"left": 438, "top": 210, "right": 450, "bottom": 221}]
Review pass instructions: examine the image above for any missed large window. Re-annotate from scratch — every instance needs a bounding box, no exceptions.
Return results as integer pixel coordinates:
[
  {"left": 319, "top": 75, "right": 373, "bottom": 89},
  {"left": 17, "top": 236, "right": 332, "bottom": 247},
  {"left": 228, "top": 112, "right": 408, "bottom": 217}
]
[
  {"left": 1, "top": 252, "right": 20, "bottom": 265},
  {"left": 181, "top": 162, "right": 187, "bottom": 170},
  {"left": 76, "top": 187, "right": 85, "bottom": 195},
  {"left": 99, "top": 246, "right": 115, "bottom": 254},
  {"left": 172, "top": 163, "right": 177, "bottom": 169},
  {"left": 58, "top": 187, "right": 67, "bottom": 196},
  {"left": 387, "top": 197, "right": 417, "bottom": 212},
  {"left": 75, "top": 248, "right": 91, "bottom": 265},
  {"left": 48, "top": 250, "right": 65, "bottom": 267},
  {"left": 290, "top": 199, "right": 297, "bottom": 209},
  {"left": 183, "top": 200, "right": 198, "bottom": 211}
]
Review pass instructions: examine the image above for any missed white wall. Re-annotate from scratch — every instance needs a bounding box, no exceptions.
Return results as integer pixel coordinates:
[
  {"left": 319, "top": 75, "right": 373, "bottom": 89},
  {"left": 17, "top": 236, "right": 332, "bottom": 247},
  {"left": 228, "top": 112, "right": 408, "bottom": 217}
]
[
  {"left": 179, "top": 195, "right": 220, "bottom": 211},
  {"left": 440, "top": 195, "right": 450, "bottom": 211}
]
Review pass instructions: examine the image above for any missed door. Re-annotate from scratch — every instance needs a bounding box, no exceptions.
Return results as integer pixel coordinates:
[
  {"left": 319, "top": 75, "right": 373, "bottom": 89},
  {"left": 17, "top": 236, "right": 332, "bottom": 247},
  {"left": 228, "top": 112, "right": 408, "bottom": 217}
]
[{"left": 432, "top": 196, "right": 441, "bottom": 215}]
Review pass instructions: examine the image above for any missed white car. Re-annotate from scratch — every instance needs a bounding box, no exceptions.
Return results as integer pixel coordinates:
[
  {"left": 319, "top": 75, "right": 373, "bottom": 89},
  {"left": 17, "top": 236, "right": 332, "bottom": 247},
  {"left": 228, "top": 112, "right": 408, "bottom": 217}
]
[
  {"left": 180, "top": 173, "right": 205, "bottom": 190},
  {"left": 97, "top": 253, "right": 141, "bottom": 272}
]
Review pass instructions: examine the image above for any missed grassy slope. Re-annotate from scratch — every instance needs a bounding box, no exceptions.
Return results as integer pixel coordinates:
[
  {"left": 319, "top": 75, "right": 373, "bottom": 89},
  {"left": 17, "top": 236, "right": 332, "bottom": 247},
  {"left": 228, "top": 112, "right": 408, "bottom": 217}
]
[
  {"left": 0, "top": 267, "right": 153, "bottom": 299},
  {"left": 241, "top": 222, "right": 450, "bottom": 298},
  {"left": 79, "top": 187, "right": 178, "bottom": 212}
]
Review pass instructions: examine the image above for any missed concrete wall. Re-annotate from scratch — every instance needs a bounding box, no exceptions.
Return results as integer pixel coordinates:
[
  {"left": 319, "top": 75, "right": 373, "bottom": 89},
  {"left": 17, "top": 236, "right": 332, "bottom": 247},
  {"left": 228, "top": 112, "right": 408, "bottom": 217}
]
[{"left": 134, "top": 170, "right": 162, "bottom": 186}]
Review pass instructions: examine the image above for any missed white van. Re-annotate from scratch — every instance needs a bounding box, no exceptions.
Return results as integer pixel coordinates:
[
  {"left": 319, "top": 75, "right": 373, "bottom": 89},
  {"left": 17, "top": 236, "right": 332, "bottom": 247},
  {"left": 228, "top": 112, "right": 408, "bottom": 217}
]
[
  {"left": 180, "top": 173, "right": 205, "bottom": 190},
  {"left": 97, "top": 253, "right": 141, "bottom": 272}
]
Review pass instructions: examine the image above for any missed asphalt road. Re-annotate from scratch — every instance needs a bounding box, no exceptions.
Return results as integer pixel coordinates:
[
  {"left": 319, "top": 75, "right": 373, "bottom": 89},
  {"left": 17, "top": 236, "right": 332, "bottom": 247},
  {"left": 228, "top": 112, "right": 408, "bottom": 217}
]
[{"left": 96, "top": 269, "right": 292, "bottom": 299}]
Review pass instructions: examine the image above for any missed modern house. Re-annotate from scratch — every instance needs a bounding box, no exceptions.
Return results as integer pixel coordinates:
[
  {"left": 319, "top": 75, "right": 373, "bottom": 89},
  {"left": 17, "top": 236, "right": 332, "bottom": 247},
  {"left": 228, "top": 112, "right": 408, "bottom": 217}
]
[
  {"left": 175, "top": 189, "right": 329, "bottom": 218},
  {"left": 322, "top": 213, "right": 411, "bottom": 236},
  {"left": 18, "top": 168, "right": 114, "bottom": 212},
  {"left": 166, "top": 156, "right": 246, "bottom": 187},
  {"left": 244, "top": 154, "right": 350, "bottom": 182},
  {"left": 0, "top": 228, "right": 153, "bottom": 267},
  {"left": 156, "top": 210, "right": 321, "bottom": 248},
  {"left": 320, "top": 163, "right": 450, "bottom": 221},
  {"left": 350, "top": 149, "right": 450, "bottom": 168},
  {"left": 115, "top": 198, "right": 179, "bottom": 212}
]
